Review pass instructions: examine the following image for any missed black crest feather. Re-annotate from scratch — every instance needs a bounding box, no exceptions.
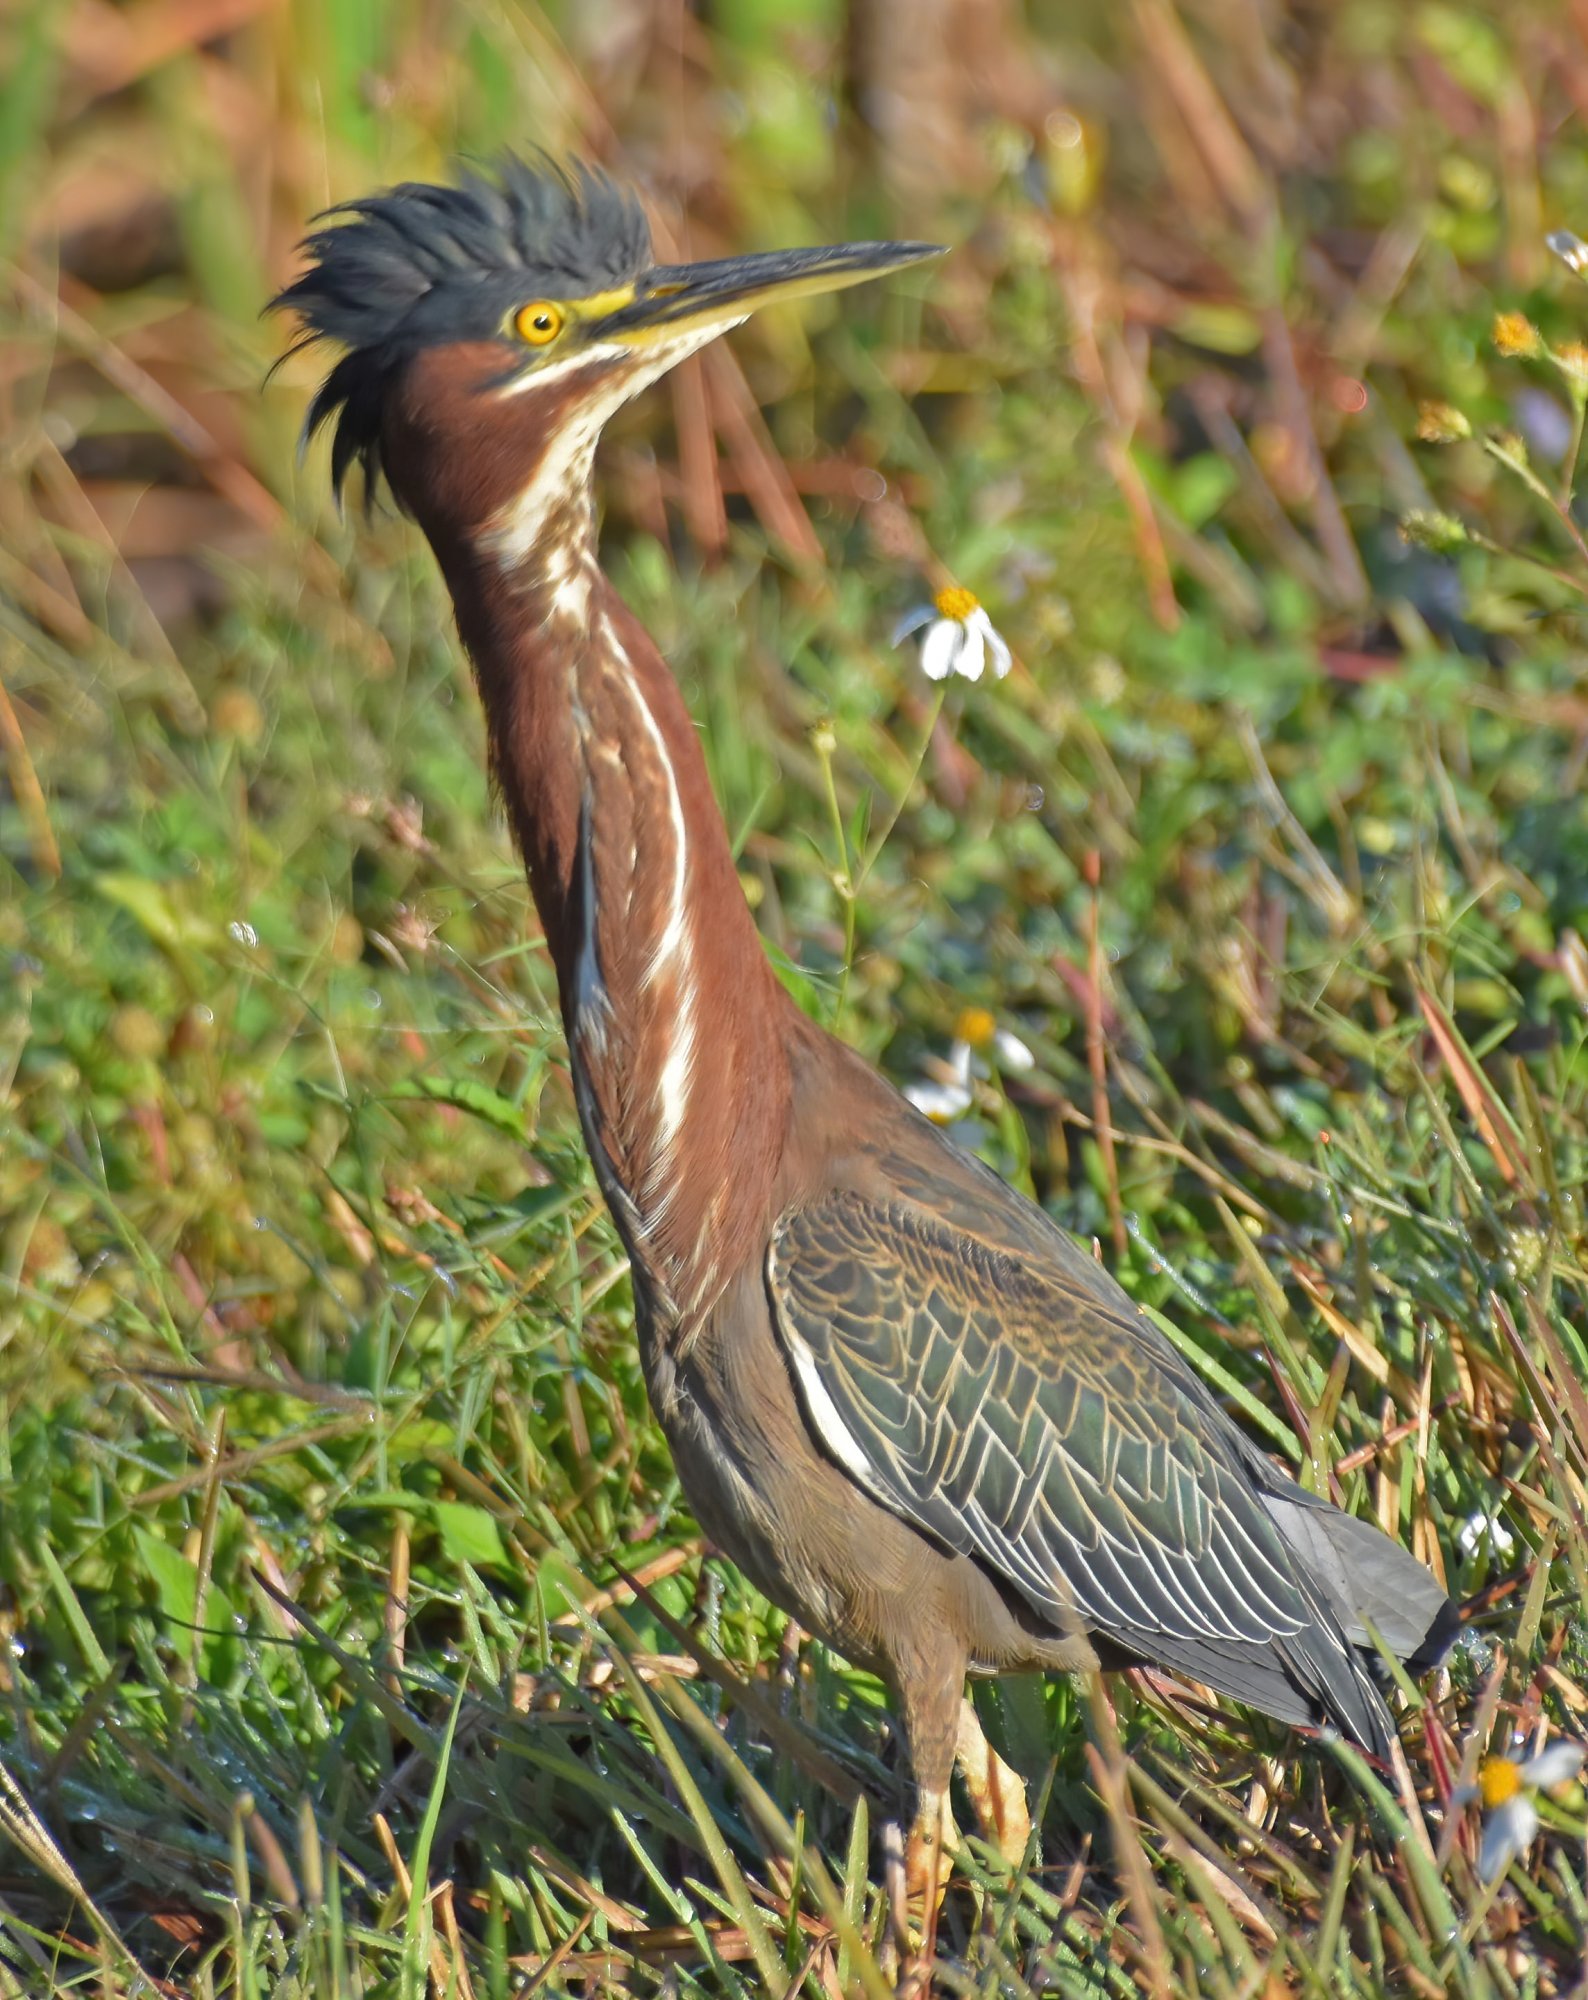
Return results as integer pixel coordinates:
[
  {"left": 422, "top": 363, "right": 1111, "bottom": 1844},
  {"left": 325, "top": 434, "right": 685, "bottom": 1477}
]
[{"left": 270, "top": 154, "right": 652, "bottom": 504}]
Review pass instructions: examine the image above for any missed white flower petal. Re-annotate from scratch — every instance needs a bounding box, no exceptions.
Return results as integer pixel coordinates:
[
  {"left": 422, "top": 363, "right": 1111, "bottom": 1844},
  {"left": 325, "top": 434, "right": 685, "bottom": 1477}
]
[
  {"left": 1458, "top": 1510, "right": 1515, "bottom": 1558},
  {"left": 1520, "top": 1741, "right": 1586, "bottom": 1791},
  {"left": 993, "top": 1027, "right": 1035, "bottom": 1072},
  {"left": 919, "top": 619, "right": 959, "bottom": 681},
  {"left": 904, "top": 1078, "right": 975, "bottom": 1122},
  {"left": 1549, "top": 229, "right": 1588, "bottom": 276},
  {"left": 968, "top": 607, "right": 1013, "bottom": 680},
  {"left": 1479, "top": 1796, "right": 1538, "bottom": 1882},
  {"left": 892, "top": 605, "right": 934, "bottom": 646},
  {"left": 954, "top": 621, "right": 986, "bottom": 681}
]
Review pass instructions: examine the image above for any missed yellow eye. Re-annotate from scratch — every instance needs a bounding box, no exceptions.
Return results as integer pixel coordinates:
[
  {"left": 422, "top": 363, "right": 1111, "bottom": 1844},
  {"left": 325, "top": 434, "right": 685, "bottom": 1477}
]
[{"left": 514, "top": 300, "right": 565, "bottom": 346}]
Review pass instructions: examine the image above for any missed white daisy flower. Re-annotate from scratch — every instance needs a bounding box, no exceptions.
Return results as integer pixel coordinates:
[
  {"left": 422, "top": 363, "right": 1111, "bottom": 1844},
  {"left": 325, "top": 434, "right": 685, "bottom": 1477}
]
[
  {"left": 954, "top": 1005, "right": 1035, "bottom": 1074},
  {"left": 904, "top": 1039, "right": 975, "bottom": 1122},
  {"left": 893, "top": 585, "right": 1013, "bottom": 683},
  {"left": 1456, "top": 1738, "right": 1585, "bottom": 1882},
  {"left": 903, "top": 1008, "right": 1036, "bottom": 1123},
  {"left": 1457, "top": 1510, "right": 1516, "bottom": 1559}
]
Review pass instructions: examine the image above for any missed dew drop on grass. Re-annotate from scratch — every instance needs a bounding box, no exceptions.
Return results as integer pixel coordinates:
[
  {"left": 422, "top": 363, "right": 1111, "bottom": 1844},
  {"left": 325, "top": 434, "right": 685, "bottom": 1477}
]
[{"left": 229, "top": 919, "right": 258, "bottom": 948}]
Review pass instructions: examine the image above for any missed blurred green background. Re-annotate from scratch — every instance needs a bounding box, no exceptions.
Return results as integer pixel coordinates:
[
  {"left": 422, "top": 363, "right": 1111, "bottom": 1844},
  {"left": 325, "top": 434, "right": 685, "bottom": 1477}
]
[{"left": 4, "top": 0, "right": 1588, "bottom": 1993}]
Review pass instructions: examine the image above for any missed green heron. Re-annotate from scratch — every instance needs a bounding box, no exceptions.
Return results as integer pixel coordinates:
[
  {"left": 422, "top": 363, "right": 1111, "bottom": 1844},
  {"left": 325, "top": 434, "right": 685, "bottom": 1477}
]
[{"left": 275, "top": 155, "right": 1455, "bottom": 1912}]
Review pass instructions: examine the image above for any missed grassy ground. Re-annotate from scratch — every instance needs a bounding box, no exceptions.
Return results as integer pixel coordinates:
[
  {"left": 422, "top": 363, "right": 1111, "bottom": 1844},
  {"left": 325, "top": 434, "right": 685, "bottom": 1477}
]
[{"left": 5, "top": 0, "right": 1588, "bottom": 1994}]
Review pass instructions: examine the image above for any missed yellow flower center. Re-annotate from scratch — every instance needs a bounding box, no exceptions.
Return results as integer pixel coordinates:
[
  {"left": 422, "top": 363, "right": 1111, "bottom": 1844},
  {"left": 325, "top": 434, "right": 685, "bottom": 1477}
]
[
  {"left": 933, "top": 585, "right": 980, "bottom": 622},
  {"left": 955, "top": 1006, "right": 997, "bottom": 1049},
  {"left": 1479, "top": 1758, "right": 1524, "bottom": 1809}
]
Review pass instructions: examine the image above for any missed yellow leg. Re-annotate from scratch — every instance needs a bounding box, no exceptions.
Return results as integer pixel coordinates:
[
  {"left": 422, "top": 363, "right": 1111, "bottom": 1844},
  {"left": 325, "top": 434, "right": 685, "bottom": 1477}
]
[
  {"left": 955, "top": 1697, "right": 1032, "bottom": 1866},
  {"left": 886, "top": 1634, "right": 972, "bottom": 1985},
  {"left": 905, "top": 1784, "right": 955, "bottom": 1906},
  {"left": 892, "top": 1787, "right": 953, "bottom": 1994}
]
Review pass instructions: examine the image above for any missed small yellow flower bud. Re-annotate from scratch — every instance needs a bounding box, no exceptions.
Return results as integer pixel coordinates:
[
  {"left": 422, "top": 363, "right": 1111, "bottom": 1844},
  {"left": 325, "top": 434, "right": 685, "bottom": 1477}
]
[
  {"left": 1555, "top": 340, "right": 1588, "bottom": 385},
  {"left": 211, "top": 687, "right": 265, "bottom": 743},
  {"left": 809, "top": 718, "right": 837, "bottom": 758},
  {"left": 1399, "top": 510, "right": 1468, "bottom": 553},
  {"left": 1492, "top": 311, "right": 1544, "bottom": 358},
  {"left": 1416, "top": 400, "right": 1471, "bottom": 442}
]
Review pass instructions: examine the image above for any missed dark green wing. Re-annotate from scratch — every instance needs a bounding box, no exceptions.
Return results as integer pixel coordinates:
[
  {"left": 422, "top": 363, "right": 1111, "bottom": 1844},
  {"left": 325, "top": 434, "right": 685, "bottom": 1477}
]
[{"left": 768, "top": 1190, "right": 1398, "bottom": 1743}]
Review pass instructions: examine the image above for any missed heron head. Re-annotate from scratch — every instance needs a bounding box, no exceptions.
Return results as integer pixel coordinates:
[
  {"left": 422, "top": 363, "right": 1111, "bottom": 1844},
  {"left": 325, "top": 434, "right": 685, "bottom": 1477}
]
[{"left": 272, "top": 154, "right": 942, "bottom": 525}]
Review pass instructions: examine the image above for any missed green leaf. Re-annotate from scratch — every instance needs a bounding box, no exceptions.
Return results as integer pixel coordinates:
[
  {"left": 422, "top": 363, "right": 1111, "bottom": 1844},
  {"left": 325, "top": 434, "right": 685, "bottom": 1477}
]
[
  {"left": 1172, "top": 454, "right": 1240, "bottom": 530},
  {"left": 0, "top": 0, "right": 58, "bottom": 264},
  {"left": 499, "top": 1181, "right": 579, "bottom": 1226},
  {"left": 94, "top": 873, "right": 215, "bottom": 952},
  {"left": 533, "top": 1551, "right": 587, "bottom": 1622},
  {"left": 433, "top": 1501, "right": 509, "bottom": 1570},
  {"left": 134, "top": 1526, "right": 197, "bottom": 1630},
  {"left": 1168, "top": 300, "right": 1261, "bottom": 354},
  {"left": 397, "top": 1074, "right": 528, "bottom": 1140}
]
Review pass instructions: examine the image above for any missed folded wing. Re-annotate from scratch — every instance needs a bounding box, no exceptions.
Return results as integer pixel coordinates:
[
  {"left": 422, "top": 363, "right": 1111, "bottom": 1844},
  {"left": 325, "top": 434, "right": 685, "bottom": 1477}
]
[{"left": 768, "top": 1190, "right": 1416, "bottom": 1753}]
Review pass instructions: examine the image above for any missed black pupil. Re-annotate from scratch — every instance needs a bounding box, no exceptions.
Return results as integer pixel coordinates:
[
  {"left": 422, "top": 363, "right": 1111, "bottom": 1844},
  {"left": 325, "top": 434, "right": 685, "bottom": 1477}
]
[{"left": 535, "top": 313, "right": 552, "bottom": 330}]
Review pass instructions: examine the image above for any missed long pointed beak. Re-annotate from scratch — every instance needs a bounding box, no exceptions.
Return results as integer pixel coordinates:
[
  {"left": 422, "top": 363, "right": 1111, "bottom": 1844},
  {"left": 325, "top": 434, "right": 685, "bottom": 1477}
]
[{"left": 601, "top": 240, "right": 945, "bottom": 343}]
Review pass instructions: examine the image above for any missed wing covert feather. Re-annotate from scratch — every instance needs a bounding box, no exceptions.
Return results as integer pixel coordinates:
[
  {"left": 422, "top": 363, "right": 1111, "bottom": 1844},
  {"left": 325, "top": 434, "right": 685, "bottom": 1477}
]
[{"left": 769, "top": 1194, "right": 1314, "bottom": 1654}]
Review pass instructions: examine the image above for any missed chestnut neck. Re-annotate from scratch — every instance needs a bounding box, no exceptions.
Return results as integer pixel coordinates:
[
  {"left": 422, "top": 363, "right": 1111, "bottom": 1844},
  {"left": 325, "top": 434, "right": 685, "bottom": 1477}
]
[{"left": 383, "top": 342, "right": 793, "bottom": 1324}]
